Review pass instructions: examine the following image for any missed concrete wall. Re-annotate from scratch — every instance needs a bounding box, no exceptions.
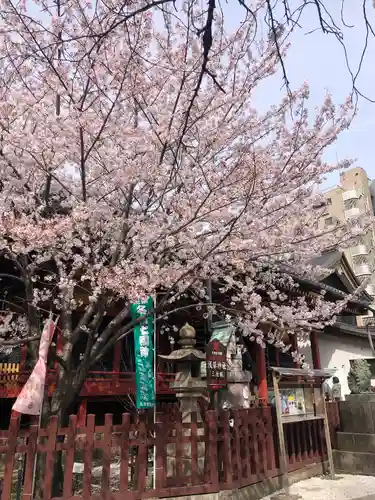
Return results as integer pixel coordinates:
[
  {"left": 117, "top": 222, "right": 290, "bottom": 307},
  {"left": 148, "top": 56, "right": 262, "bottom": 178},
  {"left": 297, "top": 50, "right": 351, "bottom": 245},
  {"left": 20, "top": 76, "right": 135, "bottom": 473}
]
[{"left": 299, "top": 333, "right": 373, "bottom": 397}]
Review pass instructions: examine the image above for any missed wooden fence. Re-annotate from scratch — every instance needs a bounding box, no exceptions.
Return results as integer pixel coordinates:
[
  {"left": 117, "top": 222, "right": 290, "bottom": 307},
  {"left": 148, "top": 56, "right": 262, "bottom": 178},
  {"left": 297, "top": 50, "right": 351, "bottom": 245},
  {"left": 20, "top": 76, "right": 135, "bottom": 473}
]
[
  {"left": 0, "top": 405, "right": 331, "bottom": 500},
  {"left": 326, "top": 401, "right": 341, "bottom": 450}
]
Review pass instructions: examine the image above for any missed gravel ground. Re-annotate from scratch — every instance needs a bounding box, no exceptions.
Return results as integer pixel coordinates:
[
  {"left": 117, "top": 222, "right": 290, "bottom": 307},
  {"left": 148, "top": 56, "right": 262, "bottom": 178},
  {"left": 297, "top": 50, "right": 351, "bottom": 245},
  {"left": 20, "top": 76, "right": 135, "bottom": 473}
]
[{"left": 261, "top": 475, "right": 375, "bottom": 500}]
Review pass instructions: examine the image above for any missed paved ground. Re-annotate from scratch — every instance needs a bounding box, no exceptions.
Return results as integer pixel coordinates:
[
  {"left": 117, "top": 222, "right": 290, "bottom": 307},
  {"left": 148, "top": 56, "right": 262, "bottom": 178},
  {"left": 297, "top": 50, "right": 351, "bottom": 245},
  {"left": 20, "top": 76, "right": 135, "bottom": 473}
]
[{"left": 261, "top": 475, "right": 375, "bottom": 500}]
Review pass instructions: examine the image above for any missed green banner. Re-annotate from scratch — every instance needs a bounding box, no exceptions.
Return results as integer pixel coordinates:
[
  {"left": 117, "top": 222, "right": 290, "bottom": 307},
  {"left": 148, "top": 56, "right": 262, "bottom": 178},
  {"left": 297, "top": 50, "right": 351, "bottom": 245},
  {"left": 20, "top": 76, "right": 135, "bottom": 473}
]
[{"left": 130, "top": 297, "right": 155, "bottom": 409}]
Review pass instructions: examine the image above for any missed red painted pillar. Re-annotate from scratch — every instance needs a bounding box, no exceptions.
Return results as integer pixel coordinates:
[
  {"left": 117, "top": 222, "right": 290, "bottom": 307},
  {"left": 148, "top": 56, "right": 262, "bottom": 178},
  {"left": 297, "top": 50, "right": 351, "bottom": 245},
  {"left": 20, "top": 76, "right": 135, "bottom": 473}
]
[
  {"left": 255, "top": 342, "right": 268, "bottom": 404},
  {"left": 77, "top": 399, "right": 87, "bottom": 427},
  {"left": 310, "top": 331, "right": 321, "bottom": 369}
]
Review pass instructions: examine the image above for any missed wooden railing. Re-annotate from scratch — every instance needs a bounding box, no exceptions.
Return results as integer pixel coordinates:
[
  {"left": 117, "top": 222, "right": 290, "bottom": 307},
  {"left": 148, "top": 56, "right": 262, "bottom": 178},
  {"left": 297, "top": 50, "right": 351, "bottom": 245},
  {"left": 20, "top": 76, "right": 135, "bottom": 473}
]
[
  {"left": 0, "top": 405, "right": 329, "bottom": 500},
  {"left": 284, "top": 419, "right": 327, "bottom": 472},
  {"left": 0, "top": 362, "right": 19, "bottom": 381},
  {"left": 326, "top": 401, "right": 341, "bottom": 449}
]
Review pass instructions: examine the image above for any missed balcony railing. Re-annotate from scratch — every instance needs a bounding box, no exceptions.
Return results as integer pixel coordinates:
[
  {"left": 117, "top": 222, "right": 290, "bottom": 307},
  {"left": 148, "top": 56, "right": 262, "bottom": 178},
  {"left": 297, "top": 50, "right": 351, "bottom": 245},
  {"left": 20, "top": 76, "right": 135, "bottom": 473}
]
[
  {"left": 352, "top": 244, "right": 369, "bottom": 256},
  {"left": 337, "top": 315, "right": 357, "bottom": 326},
  {"left": 363, "top": 316, "right": 375, "bottom": 327},
  {"left": 0, "top": 368, "right": 176, "bottom": 398},
  {"left": 354, "top": 263, "right": 372, "bottom": 276},
  {"left": 345, "top": 207, "right": 360, "bottom": 219},
  {"left": 342, "top": 189, "right": 360, "bottom": 201}
]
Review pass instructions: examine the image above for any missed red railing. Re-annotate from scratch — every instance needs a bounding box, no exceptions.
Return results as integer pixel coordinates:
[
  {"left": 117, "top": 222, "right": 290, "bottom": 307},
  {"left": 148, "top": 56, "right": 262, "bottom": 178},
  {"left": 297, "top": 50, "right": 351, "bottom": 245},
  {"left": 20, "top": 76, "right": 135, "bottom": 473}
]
[
  {"left": 283, "top": 418, "right": 327, "bottom": 472},
  {"left": 0, "top": 370, "right": 176, "bottom": 398},
  {"left": 0, "top": 405, "right": 329, "bottom": 500}
]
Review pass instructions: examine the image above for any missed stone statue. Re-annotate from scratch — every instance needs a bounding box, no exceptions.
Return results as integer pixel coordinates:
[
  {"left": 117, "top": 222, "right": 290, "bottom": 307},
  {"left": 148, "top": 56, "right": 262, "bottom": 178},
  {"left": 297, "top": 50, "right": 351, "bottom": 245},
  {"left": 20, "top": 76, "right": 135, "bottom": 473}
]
[
  {"left": 347, "top": 359, "right": 372, "bottom": 394},
  {"left": 221, "top": 335, "right": 252, "bottom": 409},
  {"left": 331, "top": 376, "right": 342, "bottom": 401}
]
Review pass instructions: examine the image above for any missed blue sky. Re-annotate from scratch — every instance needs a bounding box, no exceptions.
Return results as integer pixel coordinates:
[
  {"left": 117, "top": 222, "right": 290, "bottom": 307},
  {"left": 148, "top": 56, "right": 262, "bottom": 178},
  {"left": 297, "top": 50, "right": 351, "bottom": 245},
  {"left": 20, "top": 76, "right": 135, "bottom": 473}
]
[{"left": 224, "top": 1, "right": 375, "bottom": 190}]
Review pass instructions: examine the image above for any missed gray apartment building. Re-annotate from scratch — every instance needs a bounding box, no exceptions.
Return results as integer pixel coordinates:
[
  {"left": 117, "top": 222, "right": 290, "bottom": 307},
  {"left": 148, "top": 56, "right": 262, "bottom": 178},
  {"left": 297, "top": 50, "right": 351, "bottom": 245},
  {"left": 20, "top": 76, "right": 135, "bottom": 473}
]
[{"left": 319, "top": 167, "right": 375, "bottom": 324}]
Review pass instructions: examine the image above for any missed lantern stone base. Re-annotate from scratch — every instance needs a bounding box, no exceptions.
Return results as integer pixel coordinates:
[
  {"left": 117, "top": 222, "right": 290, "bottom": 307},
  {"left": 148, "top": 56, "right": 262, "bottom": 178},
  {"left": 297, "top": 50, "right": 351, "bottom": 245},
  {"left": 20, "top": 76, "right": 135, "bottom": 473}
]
[
  {"left": 339, "top": 394, "right": 375, "bottom": 434},
  {"left": 333, "top": 395, "right": 375, "bottom": 475},
  {"left": 334, "top": 448, "right": 375, "bottom": 476}
]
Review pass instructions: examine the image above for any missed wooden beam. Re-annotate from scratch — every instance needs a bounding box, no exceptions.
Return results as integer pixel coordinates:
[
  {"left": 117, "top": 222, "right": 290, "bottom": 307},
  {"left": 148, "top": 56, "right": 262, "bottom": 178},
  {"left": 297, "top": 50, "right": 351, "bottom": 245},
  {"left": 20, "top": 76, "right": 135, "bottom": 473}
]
[
  {"left": 272, "top": 370, "right": 289, "bottom": 494},
  {"left": 323, "top": 391, "right": 335, "bottom": 478}
]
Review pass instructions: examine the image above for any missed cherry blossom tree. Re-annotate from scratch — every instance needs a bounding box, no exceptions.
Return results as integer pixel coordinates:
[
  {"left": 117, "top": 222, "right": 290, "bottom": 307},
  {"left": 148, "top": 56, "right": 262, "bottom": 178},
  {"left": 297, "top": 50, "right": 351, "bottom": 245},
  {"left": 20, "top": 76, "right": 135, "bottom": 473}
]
[{"left": 0, "top": 0, "right": 370, "bottom": 419}]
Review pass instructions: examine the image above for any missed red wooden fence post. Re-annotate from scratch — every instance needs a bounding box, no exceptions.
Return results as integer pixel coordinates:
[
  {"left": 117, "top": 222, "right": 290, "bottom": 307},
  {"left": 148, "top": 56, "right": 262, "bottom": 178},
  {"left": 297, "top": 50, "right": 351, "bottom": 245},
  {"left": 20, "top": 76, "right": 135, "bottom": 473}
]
[
  {"left": 205, "top": 410, "right": 219, "bottom": 491},
  {"left": 119, "top": 413, "right": 131, "bottom": 494},
  {"left": 22, "top": 423, "right": 38, "bottom": 500},
  {"left": 240, "top": 409, "right": 250, "bottom": 482},
  {"left": 43, "top": 416, "right": 58, "bottom": 498},
  {"left": 1, "top": 415, "right": 20, "bottom": 500},
  {"left": 77, "top": 398, "right": 88, "bottom": 427},
  {"left": 83, "top": 414, "right": 95, "bottom": 499},
  {"left": 102, "top": 414, "right": 113, "bottom": 500},
  {"left": 154, "top": 416, "right": 166, "bottom": 491},
  {"left": 175, "top": 412, "right": 184, "bottom": 486},
  {"left": 190, "top": 412, "right": 199, "bottom": 486},
  {"left": 264, "top": 406, "right": 277, "bottom": 473},
  {"left": 232, "top": 410, "right": 241, "bottom": 484},
  {"left": 136, "top": 415, "right": 148, "bottom": 495},
  {"left": 62, "top": 415, "right": 77, "bottom": 497},
  {"left": 220, "top": 411, "right": 233, "bottom": 488}
]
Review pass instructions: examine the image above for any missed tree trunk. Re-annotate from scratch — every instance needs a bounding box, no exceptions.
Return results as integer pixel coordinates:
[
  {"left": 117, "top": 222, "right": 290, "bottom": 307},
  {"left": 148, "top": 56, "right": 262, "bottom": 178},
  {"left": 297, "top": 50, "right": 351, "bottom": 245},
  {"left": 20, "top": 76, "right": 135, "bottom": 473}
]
[{"left": 33, "top": 375, "right": 80, "bottom": 498}]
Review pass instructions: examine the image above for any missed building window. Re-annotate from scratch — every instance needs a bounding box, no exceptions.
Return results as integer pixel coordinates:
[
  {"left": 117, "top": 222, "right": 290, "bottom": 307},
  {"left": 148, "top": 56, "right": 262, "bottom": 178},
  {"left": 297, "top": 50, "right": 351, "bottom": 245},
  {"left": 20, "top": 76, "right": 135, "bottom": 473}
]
[
  {"left": 327, "top": 198, "right": 332, "bottom": 205},
  {"left": 353, "top": 254, "right": 367, "bottom": 265},
  {"left": 344, "top": 198, "right": 357, "bottom": 210},
  {"left": 325, "top": 217, "right": 333, "bottom": 227}
]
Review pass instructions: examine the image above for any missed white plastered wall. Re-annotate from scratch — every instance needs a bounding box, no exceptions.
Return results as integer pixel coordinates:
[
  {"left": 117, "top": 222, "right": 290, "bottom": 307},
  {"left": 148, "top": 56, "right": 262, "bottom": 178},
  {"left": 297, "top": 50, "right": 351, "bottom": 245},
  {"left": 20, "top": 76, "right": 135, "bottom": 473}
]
[{"left": 299, "top": 333, "right": 374, "bottom": 398}]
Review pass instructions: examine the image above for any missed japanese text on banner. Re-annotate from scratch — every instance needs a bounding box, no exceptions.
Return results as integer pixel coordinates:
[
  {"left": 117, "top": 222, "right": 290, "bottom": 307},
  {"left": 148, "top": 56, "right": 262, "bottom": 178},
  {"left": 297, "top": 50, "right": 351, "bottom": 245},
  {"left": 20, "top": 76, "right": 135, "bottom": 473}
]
[{"left": 130, "top": 297, "right": 155, "bottom": 409}]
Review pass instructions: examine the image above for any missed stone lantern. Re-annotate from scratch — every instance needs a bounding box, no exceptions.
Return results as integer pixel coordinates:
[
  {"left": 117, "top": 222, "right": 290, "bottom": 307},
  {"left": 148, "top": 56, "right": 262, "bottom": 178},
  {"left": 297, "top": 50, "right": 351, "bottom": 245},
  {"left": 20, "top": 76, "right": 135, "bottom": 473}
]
[
  {"left": 158, "top": 323, "right": 207, "bottom": 476},
  {"left": 159, "top": 322, "right": 206, "bottom": 423}
]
